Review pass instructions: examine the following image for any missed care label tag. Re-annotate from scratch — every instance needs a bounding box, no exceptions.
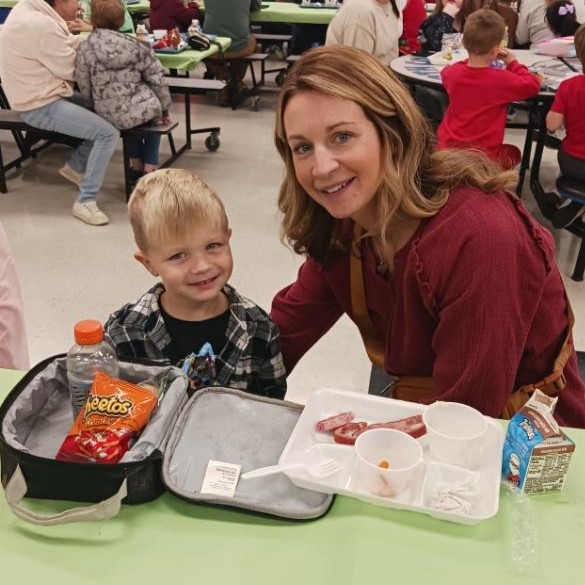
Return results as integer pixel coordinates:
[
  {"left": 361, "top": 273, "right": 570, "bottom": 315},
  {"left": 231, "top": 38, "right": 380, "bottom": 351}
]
[{"left": 200, "top": 460, "right": 241, "bottom": 497}]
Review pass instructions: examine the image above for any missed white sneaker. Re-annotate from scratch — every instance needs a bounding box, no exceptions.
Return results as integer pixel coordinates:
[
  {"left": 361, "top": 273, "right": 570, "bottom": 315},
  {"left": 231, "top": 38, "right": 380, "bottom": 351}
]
[
  {"left": 59, "top": 164, "right": 84, "bottom": 187},
  {"left": 72, "top": 201, "right": 109, "bottom": 226}
]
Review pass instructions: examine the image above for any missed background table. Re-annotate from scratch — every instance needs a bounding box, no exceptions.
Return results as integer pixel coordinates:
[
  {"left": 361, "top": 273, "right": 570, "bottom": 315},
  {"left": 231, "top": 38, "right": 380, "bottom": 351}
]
[
  {"left": 0, "top": 368, "right": 584, "bottom": 584},
  {"left": 251, "top": 2, "right": 337, "bottom": 25},
  {"left": 155, "top": 36, "right": 231, "bottom": 72}
]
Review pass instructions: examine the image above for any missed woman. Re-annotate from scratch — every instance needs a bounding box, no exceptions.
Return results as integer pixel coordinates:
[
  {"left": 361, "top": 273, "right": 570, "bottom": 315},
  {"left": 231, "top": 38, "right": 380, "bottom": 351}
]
[
  {"left": 270, "top": 45, "right": 585, "bottom": 428},
  {"left": 0, "top": 0, "right": 119, "bottom": 226},
  {"left": 325, "top": 0, "right": 405, "bottom": 66},
  {"left": 420, "top": 0, "right": 517, "bottom": 54}
]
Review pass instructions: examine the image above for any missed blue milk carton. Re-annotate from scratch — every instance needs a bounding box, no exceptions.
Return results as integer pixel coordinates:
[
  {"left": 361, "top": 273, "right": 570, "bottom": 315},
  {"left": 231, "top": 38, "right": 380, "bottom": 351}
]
[{"left": 502, "top": 390, "right": 575, "bottom": 494}]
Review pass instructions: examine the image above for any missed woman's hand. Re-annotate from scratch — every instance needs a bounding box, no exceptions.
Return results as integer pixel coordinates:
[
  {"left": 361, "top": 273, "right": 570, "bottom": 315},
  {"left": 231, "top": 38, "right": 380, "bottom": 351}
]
[
  {"left": 443, "top": 0, "right": 462, "bottom": 17},
  {"left": 67, "top": 18, "right": 93, "bottom": 33}
]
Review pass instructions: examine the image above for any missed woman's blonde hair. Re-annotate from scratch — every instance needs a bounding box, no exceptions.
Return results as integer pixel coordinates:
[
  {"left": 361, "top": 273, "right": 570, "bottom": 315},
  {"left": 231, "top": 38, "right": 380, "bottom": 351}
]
[
  {"left": 274, "top": 45, "right": 516, "bottom": 261},
  {"left": 128, "top": 169, "right": 229, "bottom": 252}
]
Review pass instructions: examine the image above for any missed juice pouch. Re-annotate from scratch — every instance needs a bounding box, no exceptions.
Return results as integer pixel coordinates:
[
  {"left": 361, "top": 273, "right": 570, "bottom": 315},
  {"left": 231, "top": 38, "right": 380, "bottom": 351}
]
[{"left": 57, "top": 372, "right": 158, "bottom": 464}]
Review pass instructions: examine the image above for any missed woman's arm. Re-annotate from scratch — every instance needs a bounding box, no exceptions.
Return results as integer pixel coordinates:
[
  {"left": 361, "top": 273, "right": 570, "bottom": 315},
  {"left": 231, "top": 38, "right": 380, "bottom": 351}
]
[
  {"left": 419, "top": 203, "right": 554, "bottom": 417},
  {"left": 271, "top": 258, "right": 345, "bottom": 374}
]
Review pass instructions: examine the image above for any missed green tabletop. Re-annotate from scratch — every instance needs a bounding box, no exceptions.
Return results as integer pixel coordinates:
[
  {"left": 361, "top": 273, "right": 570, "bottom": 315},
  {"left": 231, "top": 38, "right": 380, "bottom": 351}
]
[
  {"left": 155, "top": 36, "right": 231, "bottom": 71},
  {"left": 126, "top": 0, "right": 151, "bottom": 14},
  {"left": 251, "top": 2, "right": 337, "bottom": 25},
  {"left": 0, "top": 368, "right": 584, "bottom": 584}
]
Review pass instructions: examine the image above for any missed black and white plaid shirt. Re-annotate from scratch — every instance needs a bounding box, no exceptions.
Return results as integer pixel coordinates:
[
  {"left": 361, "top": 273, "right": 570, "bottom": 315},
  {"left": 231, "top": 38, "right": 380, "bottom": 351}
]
[{"left": 105, "top": 283, "right": 287, "bottom": 399}]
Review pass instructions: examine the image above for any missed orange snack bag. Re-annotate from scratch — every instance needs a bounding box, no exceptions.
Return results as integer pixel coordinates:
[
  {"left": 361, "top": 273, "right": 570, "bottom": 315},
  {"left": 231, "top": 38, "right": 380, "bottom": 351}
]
[{"left": 56, "top": 372, "right": 158, "bottom": 464}]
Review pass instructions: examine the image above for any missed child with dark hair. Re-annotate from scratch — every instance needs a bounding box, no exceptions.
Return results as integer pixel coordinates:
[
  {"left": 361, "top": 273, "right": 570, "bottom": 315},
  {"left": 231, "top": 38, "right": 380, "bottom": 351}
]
[
  {"left": 75, "top": 0, "right": 172, "bottom": 180},
  {"left": 545, "top": 0, "right": 581, "bottom": 38},
  {"left": 546, "top": 23, "right": 585, "bottom": 227},
  {"left": 437, "top": 9, "right": 540, "bottom": 169}
]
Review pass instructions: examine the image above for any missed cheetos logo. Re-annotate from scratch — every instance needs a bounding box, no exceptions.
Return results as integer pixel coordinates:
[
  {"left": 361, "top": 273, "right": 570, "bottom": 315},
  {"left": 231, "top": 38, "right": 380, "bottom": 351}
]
[{"left": 84, "top": 395, "right": 133, "bottom": 417}]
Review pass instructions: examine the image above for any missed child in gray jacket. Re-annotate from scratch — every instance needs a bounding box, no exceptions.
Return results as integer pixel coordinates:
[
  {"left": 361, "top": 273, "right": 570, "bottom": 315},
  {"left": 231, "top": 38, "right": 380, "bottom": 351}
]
[{"left": 75, "top": 0, "right": 172, "bottom": 179}]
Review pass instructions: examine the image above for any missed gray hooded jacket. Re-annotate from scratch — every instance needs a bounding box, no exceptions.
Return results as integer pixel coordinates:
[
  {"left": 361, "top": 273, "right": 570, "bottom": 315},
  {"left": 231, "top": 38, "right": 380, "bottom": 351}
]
[{"left": 74, "top": 29, "right": 171, "bottom": 130}]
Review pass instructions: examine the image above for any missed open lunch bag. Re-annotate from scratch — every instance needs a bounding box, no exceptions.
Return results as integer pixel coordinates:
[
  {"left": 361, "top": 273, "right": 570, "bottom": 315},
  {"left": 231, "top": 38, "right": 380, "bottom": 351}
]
[{"left": 0, "top": 355, "right": 333, "bottom": 526}]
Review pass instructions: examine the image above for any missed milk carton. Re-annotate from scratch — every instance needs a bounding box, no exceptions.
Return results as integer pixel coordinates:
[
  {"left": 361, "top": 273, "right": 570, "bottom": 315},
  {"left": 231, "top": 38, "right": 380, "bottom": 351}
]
[{"left": 502, "top": 390, "right": 575, "bottom": 494}]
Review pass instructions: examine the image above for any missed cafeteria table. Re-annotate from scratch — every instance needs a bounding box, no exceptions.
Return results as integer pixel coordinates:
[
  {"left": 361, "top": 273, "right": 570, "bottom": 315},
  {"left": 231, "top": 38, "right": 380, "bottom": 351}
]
[
  {"left": 251, "top": 2, "right": 337, "bottom": 25},
  {"left": 0, "top": 367, "right": 584, "bottom": 585}
]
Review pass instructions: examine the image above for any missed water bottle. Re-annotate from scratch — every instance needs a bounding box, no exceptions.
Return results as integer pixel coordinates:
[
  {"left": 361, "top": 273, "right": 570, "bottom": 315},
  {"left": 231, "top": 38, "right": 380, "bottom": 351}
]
[
  {"left": 501, "top": 27, "right": 509, "bottom": 50},
  {"left": 188, "top": 19, "right": 201, "bottom": 37},
  {"left": 136, "top": 24, "right": 149, "bottom": 43},
  {"left": 66, "top": 320, "right": 119, "bottom": 417}
]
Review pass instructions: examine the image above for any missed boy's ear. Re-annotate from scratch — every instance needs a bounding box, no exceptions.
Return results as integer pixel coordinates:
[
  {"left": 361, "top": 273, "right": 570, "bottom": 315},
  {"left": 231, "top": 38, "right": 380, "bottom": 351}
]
[
  {"left": 227, "top": 226, "right": 232, "bottom": 240},
  {"left": 134, "top": 251, "right": 159, "bottom": 277}
]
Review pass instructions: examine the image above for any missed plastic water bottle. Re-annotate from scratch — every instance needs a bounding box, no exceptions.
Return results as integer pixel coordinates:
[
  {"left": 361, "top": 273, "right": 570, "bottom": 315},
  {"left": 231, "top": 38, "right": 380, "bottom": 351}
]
[
  {"left": 188, "top": 19, "right": 201, "bottom": 36},
  {"left": 501, "top": 27, "right": 509, "bottom": 49},
  {"left": 136, "top": 24, "right": 149, "bottom": 43},
  {"left": 66, "top": 320, "right": 119, "bottom": 417}
]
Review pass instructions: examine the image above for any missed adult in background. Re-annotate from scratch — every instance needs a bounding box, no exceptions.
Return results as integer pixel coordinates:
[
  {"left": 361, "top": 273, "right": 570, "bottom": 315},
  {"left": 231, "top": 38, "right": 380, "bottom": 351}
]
[
  {"left": 270, "top": 45, "right": 585, "bottom": 428},
  {"left": 0, "top": 222, "right": 29, "bottom": 371},
  {"left": 203, "top": 0, "right": 261, "bottom": 106},
  {"left": 420, "top": 0, "right": 517, "bottom": 55},
  {"left": 326, "top": 0, "right": 406, "bottom": 66},
  {"left": 67, "top": 0, "right": 135, "bottom": 32},
  {"left": 149, "top": 0, "right": 201, "bottom": 32},
  {"left": 0, "top": 0, "right": 119, "bottom": 226}
]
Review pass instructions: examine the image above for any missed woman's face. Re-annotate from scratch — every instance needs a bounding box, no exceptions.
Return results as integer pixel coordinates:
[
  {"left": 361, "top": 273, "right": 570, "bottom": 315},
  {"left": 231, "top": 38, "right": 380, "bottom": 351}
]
[{"left": 283, "top": 91, "right": 383, "bottom": 229}]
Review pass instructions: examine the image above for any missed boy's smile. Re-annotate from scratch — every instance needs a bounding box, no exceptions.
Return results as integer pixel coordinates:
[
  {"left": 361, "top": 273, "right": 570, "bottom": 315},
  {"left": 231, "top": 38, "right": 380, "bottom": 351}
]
[{"left": 136, "top": 226, "right": 233, "bottom": 321}]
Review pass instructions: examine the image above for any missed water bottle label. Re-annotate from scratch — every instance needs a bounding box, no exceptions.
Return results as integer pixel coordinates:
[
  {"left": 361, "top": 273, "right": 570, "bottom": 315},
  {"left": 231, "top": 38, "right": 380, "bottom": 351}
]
[{"left": 69, "top": 375, "right": 93, "bottom": 415}]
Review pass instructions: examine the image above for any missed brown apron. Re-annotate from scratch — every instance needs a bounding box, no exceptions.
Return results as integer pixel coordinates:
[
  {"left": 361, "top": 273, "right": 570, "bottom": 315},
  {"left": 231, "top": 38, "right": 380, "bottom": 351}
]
[{"left": 349, "top": 225, "right": 575, "bottom": 419}]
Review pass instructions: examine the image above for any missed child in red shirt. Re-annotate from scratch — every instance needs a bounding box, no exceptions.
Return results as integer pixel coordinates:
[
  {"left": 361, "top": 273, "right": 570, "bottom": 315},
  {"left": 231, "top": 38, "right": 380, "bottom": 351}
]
[
  {"left": 546, "top": 22, "right": 585, "bottom": 227},
  {"left": 437, "top": 9, "right": 540, "bottom": 169}
]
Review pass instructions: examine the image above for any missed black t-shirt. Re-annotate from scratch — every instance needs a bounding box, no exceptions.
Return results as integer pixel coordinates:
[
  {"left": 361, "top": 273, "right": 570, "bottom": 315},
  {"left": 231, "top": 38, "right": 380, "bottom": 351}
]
[{"left": 160, "top": 304, "right": 230, "bottom": 365}]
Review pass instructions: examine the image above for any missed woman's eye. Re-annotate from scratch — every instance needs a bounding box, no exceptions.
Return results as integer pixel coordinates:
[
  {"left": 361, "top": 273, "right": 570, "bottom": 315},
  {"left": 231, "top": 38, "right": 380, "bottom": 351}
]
[
  {"left": 335, "top": 132, "right": 352, "bottom": 144},
  {"left": 292, "top": 143, "right": 311, "bottom": 155}
]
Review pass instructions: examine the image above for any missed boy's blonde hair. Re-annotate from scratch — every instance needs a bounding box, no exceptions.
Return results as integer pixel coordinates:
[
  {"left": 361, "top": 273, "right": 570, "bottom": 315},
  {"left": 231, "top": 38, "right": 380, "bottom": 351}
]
[
  {"left": 463, "top": 9, "right": 506, "bottom": 55},
  {"left": 128, "top": 169, "right": 229, "bottom": 252}
]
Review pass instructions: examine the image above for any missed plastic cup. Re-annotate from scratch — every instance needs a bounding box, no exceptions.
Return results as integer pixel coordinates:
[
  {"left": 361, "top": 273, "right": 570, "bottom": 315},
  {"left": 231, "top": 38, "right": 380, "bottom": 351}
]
[
  {"left": 353, "top": 429, "right": 423, "bottom": 497},
  {"left": 422, "top": 402, "right": 488, "bottom": 469}
]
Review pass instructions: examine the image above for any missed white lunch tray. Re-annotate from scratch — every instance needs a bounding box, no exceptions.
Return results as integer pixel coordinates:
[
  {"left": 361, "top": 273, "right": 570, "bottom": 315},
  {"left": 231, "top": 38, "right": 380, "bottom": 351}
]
[{"left": 279, "top": 388, "right": 504, "bottom": 525}]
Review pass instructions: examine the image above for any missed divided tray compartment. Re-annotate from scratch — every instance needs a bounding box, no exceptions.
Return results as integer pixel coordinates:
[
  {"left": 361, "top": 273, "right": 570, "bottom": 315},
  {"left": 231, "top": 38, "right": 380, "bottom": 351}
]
[{"left": 278, "top": 388, "right": 504, "bottom": 525}]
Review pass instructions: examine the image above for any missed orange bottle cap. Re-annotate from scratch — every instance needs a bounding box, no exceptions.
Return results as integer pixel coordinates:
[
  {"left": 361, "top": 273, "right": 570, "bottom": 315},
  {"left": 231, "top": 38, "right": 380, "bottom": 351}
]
[{"left": 73, "top": 320, "right": 105, "bottom": 345}]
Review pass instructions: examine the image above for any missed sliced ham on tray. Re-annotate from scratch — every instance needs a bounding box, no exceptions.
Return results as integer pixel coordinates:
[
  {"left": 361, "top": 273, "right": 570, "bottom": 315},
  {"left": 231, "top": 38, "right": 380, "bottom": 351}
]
[{"left": 315, "top": 411, "right": 355, "bottom": 432}]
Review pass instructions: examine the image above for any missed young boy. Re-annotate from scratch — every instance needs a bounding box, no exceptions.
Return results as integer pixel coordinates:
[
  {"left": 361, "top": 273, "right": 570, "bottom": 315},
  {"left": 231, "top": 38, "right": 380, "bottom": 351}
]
[
  {"left": 105, "top": 169, "right": 287, "bottom": 399},
  {"left": 437, "top": 9, "right": 541, "bottom": 170}
]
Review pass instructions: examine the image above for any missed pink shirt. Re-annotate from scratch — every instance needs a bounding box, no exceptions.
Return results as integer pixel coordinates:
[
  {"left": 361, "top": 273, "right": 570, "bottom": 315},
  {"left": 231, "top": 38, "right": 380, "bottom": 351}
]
[{"left": 271, "top": 187, "right": 585, "bottom": 428}]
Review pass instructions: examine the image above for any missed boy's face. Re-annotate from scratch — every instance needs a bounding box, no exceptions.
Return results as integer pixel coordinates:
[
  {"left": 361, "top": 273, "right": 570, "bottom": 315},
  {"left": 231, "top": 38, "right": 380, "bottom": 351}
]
[{"left": 136, "top": 225, "right": 233, "bottom": 318}]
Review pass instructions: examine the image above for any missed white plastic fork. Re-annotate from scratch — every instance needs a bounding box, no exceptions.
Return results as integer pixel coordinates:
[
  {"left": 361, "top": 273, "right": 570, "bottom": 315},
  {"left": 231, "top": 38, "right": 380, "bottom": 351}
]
[{"left": 242, "top": 458, "right": 342, "bottom": 480}]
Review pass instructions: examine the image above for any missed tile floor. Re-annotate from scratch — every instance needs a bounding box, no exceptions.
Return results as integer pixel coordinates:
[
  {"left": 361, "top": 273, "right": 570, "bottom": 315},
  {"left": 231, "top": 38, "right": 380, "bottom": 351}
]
[{"left": 0, "top": 71, "right": 583, "bottom": 404}]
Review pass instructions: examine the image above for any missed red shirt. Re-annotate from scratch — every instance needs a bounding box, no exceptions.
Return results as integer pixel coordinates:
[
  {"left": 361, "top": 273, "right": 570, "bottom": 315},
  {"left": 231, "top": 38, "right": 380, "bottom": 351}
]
[
  {"left": 149, "top": 0, "right": 201, "bottom": 32},
  {"left": 437, "top": 60, "right": 540, "bottom": 158},
  {"left": 550, "top": 74, "right": 585, "bottom": 161},
  {"left": 271, "top": 187, "right": 585, "bottom": 428},
  {"left": 400, "top": 0, "right": 426, "bottom": 54}
]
